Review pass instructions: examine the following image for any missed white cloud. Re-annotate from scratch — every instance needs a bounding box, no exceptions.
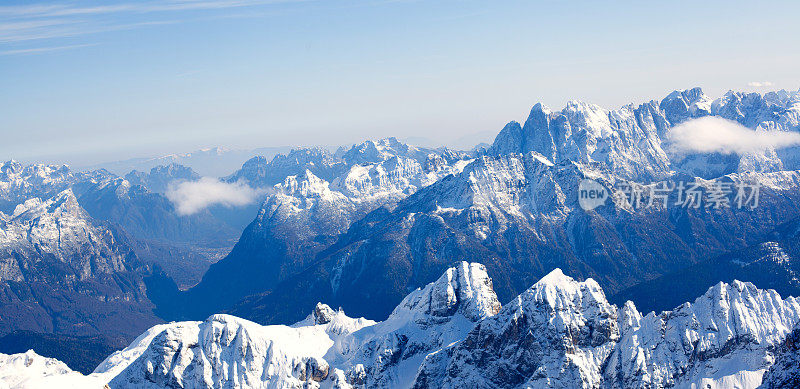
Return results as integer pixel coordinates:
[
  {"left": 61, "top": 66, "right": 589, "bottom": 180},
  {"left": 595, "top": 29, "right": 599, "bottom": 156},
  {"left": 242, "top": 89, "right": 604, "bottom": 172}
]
[
  {"left": 166, "top": 177, "right": 263, "bottom": 215},
  {"left": 747, "top": 81, "right": 774, "bottom": 88},
  {"left": 668, "top": 116, "right": 800, "bottom": 155}
]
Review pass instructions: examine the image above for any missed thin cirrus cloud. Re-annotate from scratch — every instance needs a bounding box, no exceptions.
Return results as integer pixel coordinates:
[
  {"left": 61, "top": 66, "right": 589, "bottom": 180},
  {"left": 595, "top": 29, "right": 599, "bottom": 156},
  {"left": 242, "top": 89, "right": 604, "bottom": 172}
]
[
  {"left": 0, "top": 19, "right": 179, "bottom": 44},
  {"left": 0, "top": 43, "right": 96, "bottom": 55},
  {"left": 166, "top": 177, "right": 265, "bottom": 215},
  {"left": 668, "top": 116, "right": 800, "bottom": 155},
  {"left": 748, "top": 81, "right": 774, "bottom": 88},
  {"left": 0, "top": 0, "right": 305, "bottom": 50},
  {"left": 0, "top": 0, "right": 298, "bottom": 18}
]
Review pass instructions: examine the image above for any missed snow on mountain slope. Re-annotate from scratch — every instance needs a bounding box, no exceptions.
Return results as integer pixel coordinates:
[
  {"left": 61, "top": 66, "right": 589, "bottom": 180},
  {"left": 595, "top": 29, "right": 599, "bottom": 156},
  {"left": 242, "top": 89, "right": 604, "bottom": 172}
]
[
  {"left": 264, "top": 170, "right": 360, "bottom": 240},
  {"left": 413, "top": 268, "right": 618, "bottom": 388},
  {"left": 225, "top": 147, "right": 345, "bottom": 188},
  {"left": 88, "top": 303, "right": 374, "bottom": 388},
  {"left": 413, "top": 270, "right": 800, "bottom": 389},
  {"left": 181, "top": 139, "right": 474, "bottom": 319},
  {"left": 186, "top": 88, "right": 800, "bottom": 327},
  {"left": 101, "top": 310, "right": 372, "bottom": 388},
  {"left": 331, "top": 155, "right": 471, "bottom": 204},
  {"left": 0, "top": 159, "right": 238, "bottom": 249},
  {"left": 0, "top": 188, "right": 137, "bottom": 286},
  {"left": 0, "top": 161, "right": 78, "bottom": 213},
  {"left": 337, "top": 138, "right": 467, "bottom": 167},
  {"left": 326, "top": 262, "right": 501, "bottom": 388},
  {"left": 246, "top": 146, "right": 800, "bottom": 324},
  {"left": 229, "top": 139, "right": 471, "bottom": 196},
  {"left": 489, "top": 88, "right": 800, "bottom": 181},
  {"left": 0, "top": 189, "right": 118, "bottom": 270},
  {"left": 259, "top": 152, "right": 472, "bottom": 242},
  {"left": 231, "top": 140, "right": 473, "bottom": 240},
  {"left": 2, "top": 263, "right": 799, "bottom": 388},
  {"left": 0, "top": 310, "right": 373, "bottom": 389},
  {"left": 607, "top": 281, "right": 800, "bottom": 388},
  {"left": 489, "top": 99, "right": 671, "bottom": 181},
  {"left": 0, "top": 350, "right": 103, "bottom": 389},
  {"left": 1, "top": 262, "right": 498, "bottom": 389}
]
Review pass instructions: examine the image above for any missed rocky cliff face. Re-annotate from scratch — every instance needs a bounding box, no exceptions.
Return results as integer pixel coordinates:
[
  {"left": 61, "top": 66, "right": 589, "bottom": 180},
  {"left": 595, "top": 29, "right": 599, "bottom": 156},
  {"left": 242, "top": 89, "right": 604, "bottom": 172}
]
[
  {"left": 0, "top": 161, "right": 240, "bottom": 290},
  {"left": 224, "top": 147, "right": 346, "bottom": 188},
  {"left": 607, "top": 280, "right": 800, "bottom": 388},
  {"left": 759, "top": 321, "right": 800, "bottom": 388},
  {"left": 327, "top": 262, "right": 501, "bottom": 388},
  {"left": 0, "top": 189, "right": 161, "bottom": 342}
]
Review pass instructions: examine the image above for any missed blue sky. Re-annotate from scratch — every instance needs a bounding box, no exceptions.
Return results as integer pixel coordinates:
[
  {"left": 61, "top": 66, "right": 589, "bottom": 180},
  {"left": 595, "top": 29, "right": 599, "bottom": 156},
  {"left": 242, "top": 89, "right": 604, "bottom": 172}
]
[{"left": 1, "top": 0, "right": 799, "bottom": 166}]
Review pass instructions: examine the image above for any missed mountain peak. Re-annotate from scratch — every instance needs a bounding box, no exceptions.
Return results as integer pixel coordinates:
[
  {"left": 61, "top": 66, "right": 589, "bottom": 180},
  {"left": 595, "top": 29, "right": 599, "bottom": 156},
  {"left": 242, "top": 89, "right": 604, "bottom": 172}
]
[
  {"left": 531, "top": 268, "right": 604, "bottom": 302},
  {"left": 521, "top": 268, "right": 609, "bottom": 319},
  {"left": 292, "top": 303, "right": 376, "bottom": 338},
  {"left": 311, "top": 302, "right": 337, "bottom": 325},
  {"left": 564, "top": 99, "right": 598, "bottom": 110},
  {"left": 488, "top": 121, "right": 524, "bottom": 156},
  {"left": 663, "top": 86, "right": 705, "bottom": 101},
  {"left": 390, "top": 261, "right": 501, "bottom": 322},
  {"left": 0, "top": 160, "right": 23, "bottom": 175},
  {"left": 531, "top": 102, "right": 550, "bottom": 113},
  {"left": 342, "top": 137, "right": 419, "bottom": 165},
  {"left": 660, "top": 87, "right": 712, "bottom": 124},
  {"left": 327, "top": 262, "right": 501, "bottom": 388},
  {"left": 10, "top": 188, "right": 82, "bottom": 220},
  {"left": 534, "top": 267, "right": 570, "bottom": 287}
]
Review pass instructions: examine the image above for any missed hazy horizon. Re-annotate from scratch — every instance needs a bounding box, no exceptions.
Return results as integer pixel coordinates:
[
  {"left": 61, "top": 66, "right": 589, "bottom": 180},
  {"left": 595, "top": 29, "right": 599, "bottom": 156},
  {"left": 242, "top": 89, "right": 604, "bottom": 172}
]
[{"left": 2, "top": 0, "right": 799, "bottom": 166}]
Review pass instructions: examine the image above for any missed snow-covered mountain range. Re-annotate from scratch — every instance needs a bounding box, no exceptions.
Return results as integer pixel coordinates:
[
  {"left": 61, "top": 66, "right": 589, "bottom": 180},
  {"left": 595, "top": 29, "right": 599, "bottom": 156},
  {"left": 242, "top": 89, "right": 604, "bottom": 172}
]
[
  {"left": 490, "top": 88, "right": 800, "bottom": 181},
  {"left": 191, "top": 88, "right": 800, "bottom": 327},
  {"left": 0, "top": 160, "right": 246, "bottom": 370},
  {"left": 0, "top": 161, "right": 75, "bottom": 213},
  {"left": 222, "top": 157, "right": 800, "bottom": 325},
  {"left": 3, "top": 87, "right": 800, "bottom": 387},
  {"left": 0, "top": 160, "right": 240, "bottom": 288},
  {"left": 181, "top": 138, "right": 474, "bottom": 316},
  {"left": 2, "top": 262, "right": 798, "bottom": 388}
]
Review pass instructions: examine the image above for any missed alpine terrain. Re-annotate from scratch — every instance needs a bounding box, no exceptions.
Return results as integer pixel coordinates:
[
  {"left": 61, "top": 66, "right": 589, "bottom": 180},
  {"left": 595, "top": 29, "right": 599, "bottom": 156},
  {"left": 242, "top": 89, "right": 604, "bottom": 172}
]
[
  {"left": 1, "top": 262, "right": 798, "bottom": 388},
  {"left": 3, "top": 87, "right": 800, "bottom": 387}
]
